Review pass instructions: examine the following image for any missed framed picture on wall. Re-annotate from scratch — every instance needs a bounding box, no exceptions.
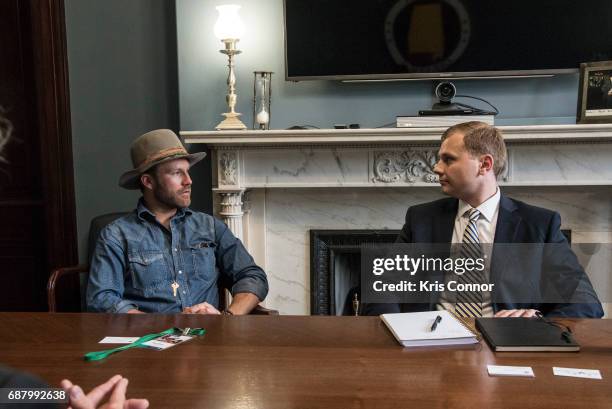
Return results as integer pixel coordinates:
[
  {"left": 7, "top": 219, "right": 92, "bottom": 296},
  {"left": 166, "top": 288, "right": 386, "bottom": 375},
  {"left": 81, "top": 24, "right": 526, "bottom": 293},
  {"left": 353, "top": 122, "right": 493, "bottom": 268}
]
[{"left": 577, "top": 61, "right": 612, "bottom": 124}]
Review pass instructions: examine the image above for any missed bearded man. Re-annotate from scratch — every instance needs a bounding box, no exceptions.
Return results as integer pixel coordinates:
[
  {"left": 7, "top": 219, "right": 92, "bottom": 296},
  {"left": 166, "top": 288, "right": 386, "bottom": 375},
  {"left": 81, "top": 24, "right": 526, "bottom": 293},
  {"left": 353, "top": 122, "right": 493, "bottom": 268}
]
[{"left": 87, "top": 129, "right": 268, "bottom": 314}]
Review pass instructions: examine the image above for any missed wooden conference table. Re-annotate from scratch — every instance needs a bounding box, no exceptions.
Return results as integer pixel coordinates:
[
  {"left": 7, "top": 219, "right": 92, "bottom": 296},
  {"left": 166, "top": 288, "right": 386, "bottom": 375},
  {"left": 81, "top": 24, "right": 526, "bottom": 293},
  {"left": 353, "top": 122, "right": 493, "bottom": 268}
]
[{"left": 0, "top": 313, "right": 610, "bottom": 409}]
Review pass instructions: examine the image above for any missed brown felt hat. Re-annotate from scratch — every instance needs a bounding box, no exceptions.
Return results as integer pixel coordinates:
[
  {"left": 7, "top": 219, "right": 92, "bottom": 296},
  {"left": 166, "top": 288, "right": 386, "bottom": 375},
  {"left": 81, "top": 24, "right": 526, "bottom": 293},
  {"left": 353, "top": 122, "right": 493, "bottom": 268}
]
[{"left": 118, "top": 129, "right": 206, "bottom": 190}]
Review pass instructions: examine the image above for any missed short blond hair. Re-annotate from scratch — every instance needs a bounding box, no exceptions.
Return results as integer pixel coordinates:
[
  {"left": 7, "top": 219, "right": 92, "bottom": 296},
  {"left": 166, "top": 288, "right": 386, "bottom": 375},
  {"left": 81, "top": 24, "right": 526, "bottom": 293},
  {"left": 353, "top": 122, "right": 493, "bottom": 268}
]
[{"left": 441, "top": 121, "right": 507, "bottom": 177}]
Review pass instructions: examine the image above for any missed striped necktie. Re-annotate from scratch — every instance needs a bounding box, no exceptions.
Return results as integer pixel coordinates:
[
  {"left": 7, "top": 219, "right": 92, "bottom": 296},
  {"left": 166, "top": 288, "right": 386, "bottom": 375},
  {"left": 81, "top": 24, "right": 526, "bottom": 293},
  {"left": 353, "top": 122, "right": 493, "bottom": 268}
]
[{"left": 455, "top": 208, "right": 485, "bottom": 318}]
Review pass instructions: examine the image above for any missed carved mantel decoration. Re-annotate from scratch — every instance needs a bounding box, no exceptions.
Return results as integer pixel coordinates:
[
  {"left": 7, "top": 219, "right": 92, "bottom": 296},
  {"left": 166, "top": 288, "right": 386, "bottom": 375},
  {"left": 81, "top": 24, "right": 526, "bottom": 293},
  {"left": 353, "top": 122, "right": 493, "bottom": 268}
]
[
  {"left": 372, "top": 149, "right": 438, "bottom": 183},
  {"left": 219, "top": 151, "right": 238, "bottom": 186},
  {"left": 218, "top": 189, "right": 245, "bottom": 241}
]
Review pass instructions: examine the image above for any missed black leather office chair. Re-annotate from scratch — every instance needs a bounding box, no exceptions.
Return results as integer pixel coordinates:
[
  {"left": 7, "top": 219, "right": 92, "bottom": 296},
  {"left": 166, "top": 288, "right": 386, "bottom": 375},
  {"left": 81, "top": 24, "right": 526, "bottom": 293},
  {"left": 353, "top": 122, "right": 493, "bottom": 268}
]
[
  {"left": 47, "top": 212, "right": 126, "bottom": 312},
  {"left": 47, "top": 212, "right": 277, "bottom": 314}
]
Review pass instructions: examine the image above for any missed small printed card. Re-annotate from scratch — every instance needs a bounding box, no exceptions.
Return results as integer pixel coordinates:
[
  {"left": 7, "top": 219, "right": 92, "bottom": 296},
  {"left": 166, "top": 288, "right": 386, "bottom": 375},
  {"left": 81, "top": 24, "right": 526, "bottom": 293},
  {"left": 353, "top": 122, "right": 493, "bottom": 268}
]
[
  {"left": 487, "top": 365, "right": 535, "bottom": 377},
  {"left": 142, "top": 334, "right": 194, "bottom": 350},
  {"left": 553, "top": 367, "right": 602, "bottom": 380},
  {"left": 99, "top": 337, "right": 140, "bottom": 344}
]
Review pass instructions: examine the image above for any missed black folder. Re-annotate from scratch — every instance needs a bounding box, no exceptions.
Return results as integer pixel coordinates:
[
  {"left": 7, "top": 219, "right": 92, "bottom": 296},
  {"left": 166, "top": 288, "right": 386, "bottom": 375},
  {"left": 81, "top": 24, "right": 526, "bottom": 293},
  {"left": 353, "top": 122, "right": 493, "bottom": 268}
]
[{"left": 476, "top": 318, "right": 580, "bottom": 352}]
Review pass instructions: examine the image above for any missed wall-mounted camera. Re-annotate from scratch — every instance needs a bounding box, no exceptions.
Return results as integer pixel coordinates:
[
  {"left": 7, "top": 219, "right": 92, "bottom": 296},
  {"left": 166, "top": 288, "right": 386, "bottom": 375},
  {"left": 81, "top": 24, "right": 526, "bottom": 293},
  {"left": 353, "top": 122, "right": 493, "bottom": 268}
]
[
  {"left": 435, "top": 82, "right": 457, "bottom": 103},
  {"left": 418, "top": 81, "right": 499, "bottom": 117},
  {"left": 419, "top": 81, "right": 472, "bottom": 115}
]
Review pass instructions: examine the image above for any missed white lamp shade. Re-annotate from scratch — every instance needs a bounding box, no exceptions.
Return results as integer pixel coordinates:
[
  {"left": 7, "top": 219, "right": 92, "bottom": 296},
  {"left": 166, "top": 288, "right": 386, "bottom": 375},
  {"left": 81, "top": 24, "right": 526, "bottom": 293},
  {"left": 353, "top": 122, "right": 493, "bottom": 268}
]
[{"left": 214, "top": 5, "right": 245, "bottom": 40}]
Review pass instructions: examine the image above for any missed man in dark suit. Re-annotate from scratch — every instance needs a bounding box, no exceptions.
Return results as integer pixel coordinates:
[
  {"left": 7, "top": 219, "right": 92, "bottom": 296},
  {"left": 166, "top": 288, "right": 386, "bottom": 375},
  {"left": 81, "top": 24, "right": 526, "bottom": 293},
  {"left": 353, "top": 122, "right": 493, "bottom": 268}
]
[{"left": 365, "top": 122, "right": 603, "bottom": 318}]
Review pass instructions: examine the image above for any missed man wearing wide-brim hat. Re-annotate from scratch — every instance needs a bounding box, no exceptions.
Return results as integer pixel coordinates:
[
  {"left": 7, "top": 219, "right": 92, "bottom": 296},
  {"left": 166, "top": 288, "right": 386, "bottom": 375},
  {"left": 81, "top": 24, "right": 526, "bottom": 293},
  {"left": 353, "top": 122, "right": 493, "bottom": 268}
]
[{"left": 86, "top": 129, "right": 268, "bottom": 314}]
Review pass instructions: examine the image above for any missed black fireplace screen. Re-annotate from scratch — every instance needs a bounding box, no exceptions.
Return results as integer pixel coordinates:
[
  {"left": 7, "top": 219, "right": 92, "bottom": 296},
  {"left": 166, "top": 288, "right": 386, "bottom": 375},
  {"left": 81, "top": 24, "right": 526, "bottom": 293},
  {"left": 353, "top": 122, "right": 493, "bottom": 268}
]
[{"left": 310, "top": 230, "right": 400, "bottom": 315}]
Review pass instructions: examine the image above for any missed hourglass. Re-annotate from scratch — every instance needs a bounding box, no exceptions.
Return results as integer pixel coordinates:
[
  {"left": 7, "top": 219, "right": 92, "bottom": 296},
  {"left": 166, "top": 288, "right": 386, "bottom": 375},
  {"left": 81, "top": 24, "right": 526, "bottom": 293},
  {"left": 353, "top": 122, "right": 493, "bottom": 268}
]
[{"left": 252, "top": 71, "right": 273, "bottom": 130}]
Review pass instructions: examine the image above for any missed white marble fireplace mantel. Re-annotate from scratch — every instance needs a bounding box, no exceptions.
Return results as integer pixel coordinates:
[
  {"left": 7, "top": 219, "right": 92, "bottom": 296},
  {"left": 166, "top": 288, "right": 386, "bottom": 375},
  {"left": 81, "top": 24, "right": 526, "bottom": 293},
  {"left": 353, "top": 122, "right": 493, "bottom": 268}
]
[
  {"left": 180, "top": 124, "right": 612, "bottom": 315},
  {"left": 182, "top": 124, "right": 612, "bottom": 190},
  {"left": 183, "top": 124, "right": 612, "bottom": 146}
]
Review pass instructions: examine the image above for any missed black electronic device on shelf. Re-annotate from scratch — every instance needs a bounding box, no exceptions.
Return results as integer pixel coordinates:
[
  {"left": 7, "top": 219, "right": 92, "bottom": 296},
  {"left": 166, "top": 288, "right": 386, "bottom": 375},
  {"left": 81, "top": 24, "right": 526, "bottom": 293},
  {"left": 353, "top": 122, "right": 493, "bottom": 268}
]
[{"left": 418, "top": 82, "right": 498, "bottom": 117}]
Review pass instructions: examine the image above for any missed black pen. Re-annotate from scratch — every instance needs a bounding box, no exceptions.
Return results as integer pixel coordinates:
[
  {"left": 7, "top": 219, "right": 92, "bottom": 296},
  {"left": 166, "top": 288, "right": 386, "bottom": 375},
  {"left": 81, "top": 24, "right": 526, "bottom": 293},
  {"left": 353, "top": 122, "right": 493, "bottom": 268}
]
[{"left": 430, "top": 315, "right": 442, "bottom": 332}]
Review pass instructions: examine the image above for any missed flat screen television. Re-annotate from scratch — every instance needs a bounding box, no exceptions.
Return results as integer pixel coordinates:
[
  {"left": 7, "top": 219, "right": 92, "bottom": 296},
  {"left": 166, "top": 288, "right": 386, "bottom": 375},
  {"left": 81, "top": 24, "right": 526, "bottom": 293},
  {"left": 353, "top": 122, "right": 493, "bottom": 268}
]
[{"left": 284, "top": 0, "right": 612, "bottom": 81}]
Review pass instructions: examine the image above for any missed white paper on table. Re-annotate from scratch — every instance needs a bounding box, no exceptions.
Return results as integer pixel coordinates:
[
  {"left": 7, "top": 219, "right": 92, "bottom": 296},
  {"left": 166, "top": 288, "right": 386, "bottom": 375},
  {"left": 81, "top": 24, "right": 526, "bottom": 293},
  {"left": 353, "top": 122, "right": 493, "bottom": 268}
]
[
  {"left": 99, "top": 336, "right": 139, "bottom": 344},
  {"left": 553, "top": 367, "right": 602, "bottom": 380},
  {"left": 487, "top": 365, "right": 535, "bottom": 377}
]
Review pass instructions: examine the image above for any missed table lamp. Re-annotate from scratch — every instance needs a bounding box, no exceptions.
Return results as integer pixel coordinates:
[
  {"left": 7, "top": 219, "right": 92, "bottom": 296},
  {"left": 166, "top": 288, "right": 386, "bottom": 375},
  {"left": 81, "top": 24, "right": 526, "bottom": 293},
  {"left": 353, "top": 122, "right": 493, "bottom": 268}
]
[{"left": 214, "top": 5, "right": 247, "bottom": 130}]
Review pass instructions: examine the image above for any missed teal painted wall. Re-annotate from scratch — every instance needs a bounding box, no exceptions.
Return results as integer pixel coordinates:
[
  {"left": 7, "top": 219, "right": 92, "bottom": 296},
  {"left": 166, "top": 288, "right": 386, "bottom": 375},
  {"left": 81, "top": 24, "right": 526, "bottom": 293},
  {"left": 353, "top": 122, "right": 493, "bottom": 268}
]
[{"left": 65, "top": 0, "right": 180, "bottom": 261}]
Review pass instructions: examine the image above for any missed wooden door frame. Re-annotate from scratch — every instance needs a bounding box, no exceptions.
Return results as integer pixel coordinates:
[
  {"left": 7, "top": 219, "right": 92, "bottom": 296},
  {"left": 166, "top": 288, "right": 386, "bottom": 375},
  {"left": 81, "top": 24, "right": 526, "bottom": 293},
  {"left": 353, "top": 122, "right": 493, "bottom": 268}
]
[{"left": 29, "top": 0, "right": 78, "bottom": 281}]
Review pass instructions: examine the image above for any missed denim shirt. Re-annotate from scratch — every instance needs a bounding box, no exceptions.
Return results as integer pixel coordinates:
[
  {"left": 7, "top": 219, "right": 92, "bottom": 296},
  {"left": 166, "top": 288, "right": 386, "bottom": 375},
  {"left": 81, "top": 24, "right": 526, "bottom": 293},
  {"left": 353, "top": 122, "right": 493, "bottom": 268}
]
[{"left": 86, "top": 199, "right": 268, "bottom": 313}]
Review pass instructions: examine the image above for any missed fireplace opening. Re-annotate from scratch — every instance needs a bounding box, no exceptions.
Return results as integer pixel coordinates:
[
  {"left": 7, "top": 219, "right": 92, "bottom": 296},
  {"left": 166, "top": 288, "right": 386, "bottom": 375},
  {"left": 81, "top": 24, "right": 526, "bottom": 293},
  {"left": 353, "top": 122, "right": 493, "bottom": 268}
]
[{"left": 310, "top": 230, "right": 399, "bottom": 315}]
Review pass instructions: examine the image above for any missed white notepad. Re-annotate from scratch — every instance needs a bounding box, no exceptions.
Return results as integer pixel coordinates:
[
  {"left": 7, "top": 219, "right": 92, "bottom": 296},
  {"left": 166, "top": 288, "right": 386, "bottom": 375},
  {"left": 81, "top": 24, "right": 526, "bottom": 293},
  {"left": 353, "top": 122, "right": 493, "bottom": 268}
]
[{"left": 381, "top": 310, "right": 479, "bottom": 347}]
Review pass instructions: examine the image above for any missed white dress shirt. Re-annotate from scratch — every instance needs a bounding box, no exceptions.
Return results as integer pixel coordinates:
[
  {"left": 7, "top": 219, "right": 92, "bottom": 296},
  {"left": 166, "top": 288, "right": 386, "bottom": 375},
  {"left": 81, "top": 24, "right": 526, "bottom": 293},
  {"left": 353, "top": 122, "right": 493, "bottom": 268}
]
[{"left": 452, "top": 188, "right": 500, "bottom": 245}]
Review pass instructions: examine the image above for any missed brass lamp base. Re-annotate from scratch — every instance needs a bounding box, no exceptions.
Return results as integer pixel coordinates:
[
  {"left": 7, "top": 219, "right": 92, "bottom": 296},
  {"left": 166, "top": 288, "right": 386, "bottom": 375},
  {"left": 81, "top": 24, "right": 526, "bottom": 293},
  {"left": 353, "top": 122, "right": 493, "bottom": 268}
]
[{"left": 215, "top": 112, "right": 247, "bottom": 131}]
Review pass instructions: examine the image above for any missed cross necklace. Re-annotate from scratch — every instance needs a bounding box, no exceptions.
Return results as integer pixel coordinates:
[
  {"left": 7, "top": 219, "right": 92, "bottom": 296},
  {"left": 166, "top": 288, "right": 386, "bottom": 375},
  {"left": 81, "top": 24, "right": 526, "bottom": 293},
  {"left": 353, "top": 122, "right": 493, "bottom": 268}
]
[
  {"left": 160, "top": 220, "right": 180, "bottom": 297},
  {"left": 170, "top": 234, "right": 180, "bottom": 297}
]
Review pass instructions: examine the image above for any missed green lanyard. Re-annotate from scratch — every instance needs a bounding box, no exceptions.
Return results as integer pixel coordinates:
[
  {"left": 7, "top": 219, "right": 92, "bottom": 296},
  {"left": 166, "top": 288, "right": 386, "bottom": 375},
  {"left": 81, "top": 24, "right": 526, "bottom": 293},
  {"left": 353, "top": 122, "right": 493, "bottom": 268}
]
[{"left": 84, "top": 327, "right": 206, "bottom": 362}]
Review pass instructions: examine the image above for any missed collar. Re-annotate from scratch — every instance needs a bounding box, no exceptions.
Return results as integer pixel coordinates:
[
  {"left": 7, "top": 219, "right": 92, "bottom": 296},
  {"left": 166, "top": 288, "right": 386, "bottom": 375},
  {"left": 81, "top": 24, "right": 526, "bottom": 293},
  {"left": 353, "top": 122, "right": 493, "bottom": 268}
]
[
  {"left": 457, "top": 187, "right": 500, "bottom": 223},
  {"left": 136, "top": 197, "right": 192, "bottom": 222}
]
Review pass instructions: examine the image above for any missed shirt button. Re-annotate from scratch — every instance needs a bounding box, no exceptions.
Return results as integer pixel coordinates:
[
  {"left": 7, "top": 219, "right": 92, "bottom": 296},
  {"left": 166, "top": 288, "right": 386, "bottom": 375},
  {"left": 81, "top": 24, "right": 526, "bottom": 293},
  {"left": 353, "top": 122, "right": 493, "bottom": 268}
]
[
  {"left": 178, "top": 270, "right": 182, "bottom": 274},
  {"left": 182, "top": 290, "right": 186, "bottom": 294},
  {"left": 174, "top": 248, "right": 178, "bottom": 252}
]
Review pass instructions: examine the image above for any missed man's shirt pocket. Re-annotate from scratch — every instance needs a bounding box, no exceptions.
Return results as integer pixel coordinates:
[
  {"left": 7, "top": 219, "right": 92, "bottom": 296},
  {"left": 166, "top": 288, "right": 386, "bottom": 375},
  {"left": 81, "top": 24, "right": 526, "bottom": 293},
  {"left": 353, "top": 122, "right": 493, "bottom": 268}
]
[
  {"left": 189, "top": 241, "right": 217, "bottom": 285},
  {"left": 128, "top": 250, "right": 171, "bottom": 296}
]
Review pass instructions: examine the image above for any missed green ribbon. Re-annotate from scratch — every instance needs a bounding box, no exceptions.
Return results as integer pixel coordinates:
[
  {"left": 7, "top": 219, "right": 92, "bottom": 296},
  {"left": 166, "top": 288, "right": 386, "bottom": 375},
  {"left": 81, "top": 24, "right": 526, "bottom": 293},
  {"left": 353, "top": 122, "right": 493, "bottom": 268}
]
[{"left": 84, "top": 327, "right": 206, "bottom": 362}]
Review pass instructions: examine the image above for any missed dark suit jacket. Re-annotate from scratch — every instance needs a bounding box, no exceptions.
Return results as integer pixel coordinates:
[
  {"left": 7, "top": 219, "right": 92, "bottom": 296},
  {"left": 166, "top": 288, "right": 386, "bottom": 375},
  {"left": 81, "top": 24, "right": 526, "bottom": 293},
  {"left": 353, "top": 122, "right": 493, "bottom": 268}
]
[{"left": 363, "top": 195, "right": 603, "bottom": 318}]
